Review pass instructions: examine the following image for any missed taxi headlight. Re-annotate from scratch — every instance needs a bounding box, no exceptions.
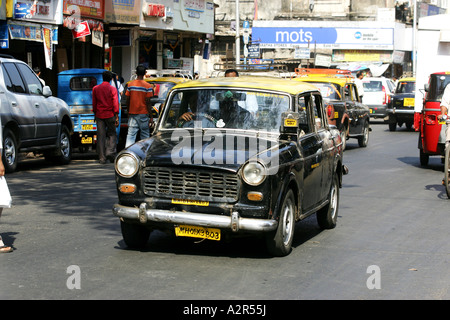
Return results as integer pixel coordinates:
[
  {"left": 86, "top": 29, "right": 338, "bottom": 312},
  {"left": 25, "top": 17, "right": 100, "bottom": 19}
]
[
  {"left": 115, "top": 153, "right": 139, "bottom": 178},
  {"left": 242, "top": 161, "right": 266, "bottom": 186}
]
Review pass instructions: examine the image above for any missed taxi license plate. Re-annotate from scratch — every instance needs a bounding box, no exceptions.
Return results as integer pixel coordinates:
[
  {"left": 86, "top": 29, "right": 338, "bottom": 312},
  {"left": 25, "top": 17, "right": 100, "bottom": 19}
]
[
  {"left": 81, "top": 137, "right": 92, "bottom": 144},
  {"left": 82, "top": 124, "right": 94, "bottom": 130},
  {"left": 175, "top": 225, "right": 221, "bottom": 241},
  {"left": 403, "top": 98, "right": 415, "bottom": 107},
  {"left": 172, "top": 198, "right": 209, "bottom": 206}
]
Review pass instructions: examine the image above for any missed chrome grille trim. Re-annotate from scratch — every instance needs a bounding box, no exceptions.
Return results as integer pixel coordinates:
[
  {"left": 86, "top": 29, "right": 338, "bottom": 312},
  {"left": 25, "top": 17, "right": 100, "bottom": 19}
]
[{"left": 143, "top": 167, "right": 239, "bottom": 202}]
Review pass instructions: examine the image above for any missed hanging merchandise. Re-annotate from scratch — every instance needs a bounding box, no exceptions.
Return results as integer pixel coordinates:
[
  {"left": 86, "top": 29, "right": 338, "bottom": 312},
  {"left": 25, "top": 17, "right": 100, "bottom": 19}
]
[{"left": 43, "top": 25, "right": 52, "bottom": 69}]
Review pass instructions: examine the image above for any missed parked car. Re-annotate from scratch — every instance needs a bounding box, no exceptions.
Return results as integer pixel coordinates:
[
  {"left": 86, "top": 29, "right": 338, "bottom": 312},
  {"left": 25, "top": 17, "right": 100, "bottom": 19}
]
[
  {"left": 293, "top": 69, "right": 371, "bottom": 149},
  {"left": 0, "top": 55, "right": 73, "bottom": 173},
  {"left": 362, "top": 77, "right": 395, "bottom": 120},
  {"left": 387, "top": 77, "right": 416, "bottom": 131},
  {"left": 57, "top": 68, "right": 121, "bottom": 152},
  {"left": 112, "top": 76, "right": 348, "bottom": 256}
]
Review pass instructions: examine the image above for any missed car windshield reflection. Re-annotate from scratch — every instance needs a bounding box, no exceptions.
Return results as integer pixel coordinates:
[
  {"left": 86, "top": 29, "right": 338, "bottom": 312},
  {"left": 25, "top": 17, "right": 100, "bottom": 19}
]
[{"left": 160, "top": 89, "right": 290, "bottom": 132}]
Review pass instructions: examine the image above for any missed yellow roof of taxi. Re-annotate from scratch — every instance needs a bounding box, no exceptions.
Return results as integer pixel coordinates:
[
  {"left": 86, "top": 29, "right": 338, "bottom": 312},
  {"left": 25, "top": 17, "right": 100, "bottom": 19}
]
[
  {"left": 172, "top": 76, "right": 320, "bottom": 95},
  {"left": 399, "top": 77, "right": 415, "bottom": 82},
  {"left": 126, "top": 77, "right": 189, "bottom": 85},
  {"left": 293, "top": 75, "right": 353, "bottom": 86},
  {"left": 145, "top": 77, "right": 189, "bottom": 83}
]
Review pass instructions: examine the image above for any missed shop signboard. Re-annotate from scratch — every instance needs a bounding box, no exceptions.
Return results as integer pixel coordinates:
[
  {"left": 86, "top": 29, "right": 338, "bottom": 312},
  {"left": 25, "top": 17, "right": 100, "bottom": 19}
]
[
  {"left": 105, "top": 0, "right": 141, "bottom": 25},
  {"left": 72, "top": 21, "right": 90, "bottom": 39},
  {"left": 0, "top": 21, "right": 8, "bottom": 49},
  {"left": 8, "top": 20, "right": 58, "bottom": 43},
  {"left": 14, "top": 0, "right": 63, "bottom": 24},
  {"left": 252, "top": 22, "right": 394, "bottom": 50},
  {"left": 64, "top": 0, "right": 104, "bottom": 20}
]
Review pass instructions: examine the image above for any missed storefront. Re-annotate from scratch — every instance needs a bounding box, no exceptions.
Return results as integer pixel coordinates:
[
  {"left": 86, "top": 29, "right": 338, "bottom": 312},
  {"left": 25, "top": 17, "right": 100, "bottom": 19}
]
[
  {"left": 104, "top": 0, "right": 141, "bottom": 81},
  {"left": 59, "top": 0, "right": 105, "bottom": 72}
]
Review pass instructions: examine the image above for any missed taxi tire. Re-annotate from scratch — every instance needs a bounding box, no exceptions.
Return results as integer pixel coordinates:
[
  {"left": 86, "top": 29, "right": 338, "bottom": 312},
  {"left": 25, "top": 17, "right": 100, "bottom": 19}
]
[
  {"left": 317, "top": 174, "right": 339, "bottom": 229},
  {"left": 120, "top": 220, "right": 151, "bottom": 249},
  {"left": 358, "top": 121, "right": 369, "bottom": 147},
  {"left": 265, "top": 189, "right": 296, "bottom": 257}
]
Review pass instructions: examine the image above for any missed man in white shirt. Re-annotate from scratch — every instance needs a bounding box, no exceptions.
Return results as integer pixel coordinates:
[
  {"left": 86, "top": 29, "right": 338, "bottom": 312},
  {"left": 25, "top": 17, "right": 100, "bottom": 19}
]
[{"left": 355, "top": 71, "right": 365, "bottom": 102}]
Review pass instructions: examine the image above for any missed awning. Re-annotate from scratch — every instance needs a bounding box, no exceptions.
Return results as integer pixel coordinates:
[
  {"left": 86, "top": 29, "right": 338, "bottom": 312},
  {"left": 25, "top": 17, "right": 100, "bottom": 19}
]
[{"left": 336, "top": 62, "right": 390, "bottom": 77}]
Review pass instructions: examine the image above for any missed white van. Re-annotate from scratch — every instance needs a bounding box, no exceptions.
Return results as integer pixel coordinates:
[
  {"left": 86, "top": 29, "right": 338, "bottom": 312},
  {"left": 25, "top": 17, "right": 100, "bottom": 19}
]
[{"left": 362, "top": 77, "right": 395, "bottom": 120}]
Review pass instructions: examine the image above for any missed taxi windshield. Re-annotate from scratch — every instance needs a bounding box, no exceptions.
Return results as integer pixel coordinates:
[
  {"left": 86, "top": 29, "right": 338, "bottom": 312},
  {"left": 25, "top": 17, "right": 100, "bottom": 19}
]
[
  {"left": 160, "top": 88, "right": 290, "bottom": 132},
  {"left": 396, "top": 81, "right": 415, "bottom": 94},
  {"left": 151, "top": 82, "right": 177, "bottom": 100},
  {"left": 309, "top": 82, "right": 342, "bottom": 100}
]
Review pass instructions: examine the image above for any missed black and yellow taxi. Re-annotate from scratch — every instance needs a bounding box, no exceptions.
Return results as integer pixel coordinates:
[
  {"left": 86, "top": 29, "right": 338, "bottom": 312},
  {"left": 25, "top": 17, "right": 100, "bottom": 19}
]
[
  {"left": 387, "top": 77, "right": 416, "bottom": 131},
  {"left": 112, "top": 76, "right": 347, "bottom": 256},
  {"left": 293, "top": 68, "right": 370, "bottom": 149}
]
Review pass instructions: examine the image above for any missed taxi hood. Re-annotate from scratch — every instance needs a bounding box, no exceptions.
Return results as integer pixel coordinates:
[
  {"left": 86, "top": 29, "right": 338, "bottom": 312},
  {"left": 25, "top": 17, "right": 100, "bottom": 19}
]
[{"left": 127, "top": 130, "right": 286, "bottom": 173}]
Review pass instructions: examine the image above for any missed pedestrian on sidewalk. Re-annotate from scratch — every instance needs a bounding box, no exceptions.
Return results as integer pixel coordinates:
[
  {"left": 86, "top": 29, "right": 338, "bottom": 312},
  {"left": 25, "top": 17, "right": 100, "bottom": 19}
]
[
  {"left": 92, "top": 70, "right": 120, "bottom": 164},
  {"left": 125, "top": 65, "right": 154, "bottom": 147},
  {"left": 0, "top": 116, "right": 13, "bottom": 253}
]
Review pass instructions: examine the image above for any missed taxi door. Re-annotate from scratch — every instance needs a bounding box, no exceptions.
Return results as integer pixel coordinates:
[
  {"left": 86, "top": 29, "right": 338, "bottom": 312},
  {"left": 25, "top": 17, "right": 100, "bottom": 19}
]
[
  {"left": 310, "top": 93, "right": 334, "bottom": 203},
  {"left": 298, "top": 94, "right": 324, "bottom": 211}
]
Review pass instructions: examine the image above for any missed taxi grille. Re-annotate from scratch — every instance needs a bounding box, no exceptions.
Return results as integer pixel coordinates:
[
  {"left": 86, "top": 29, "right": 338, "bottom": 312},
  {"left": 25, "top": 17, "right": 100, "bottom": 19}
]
[{"left": 143, "top": 167, "right": 239, "bottom": 202}]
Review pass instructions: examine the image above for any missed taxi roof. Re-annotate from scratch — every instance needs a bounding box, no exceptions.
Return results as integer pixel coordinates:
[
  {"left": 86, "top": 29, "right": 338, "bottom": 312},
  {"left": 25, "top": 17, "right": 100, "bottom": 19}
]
[
  {"left": 145, "top": 77, "right": 190, "bottom": 84},
  {"left": 126, "top": 76, "right": 189, "bottom": 85},
  {"left": 398, "top": 77, "right": 415, "bottom": 82},
  {"left": 171, "top": 76, "right": 320, "bottom": 95},
  {"left": 293, "top": 76, "right": 353, "bottom": 86}
]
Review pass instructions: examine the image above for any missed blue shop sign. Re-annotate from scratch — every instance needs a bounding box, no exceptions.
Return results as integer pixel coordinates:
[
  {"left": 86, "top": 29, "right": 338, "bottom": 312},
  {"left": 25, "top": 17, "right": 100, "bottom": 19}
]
[{"left": 252, "top": 26, "right": 394, "bottom": 50}]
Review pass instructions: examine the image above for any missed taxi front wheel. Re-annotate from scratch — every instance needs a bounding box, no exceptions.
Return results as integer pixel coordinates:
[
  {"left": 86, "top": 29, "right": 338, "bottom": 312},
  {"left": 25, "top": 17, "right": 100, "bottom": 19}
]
[
  {"left": 317, "top": 174, "right": 339, "bottom": 229},
  {"left": 120, "top": 220, "right": 151, "bottom": 249},
  {"left": 265, "top": 189, "right": 296, "bottom": 257}
]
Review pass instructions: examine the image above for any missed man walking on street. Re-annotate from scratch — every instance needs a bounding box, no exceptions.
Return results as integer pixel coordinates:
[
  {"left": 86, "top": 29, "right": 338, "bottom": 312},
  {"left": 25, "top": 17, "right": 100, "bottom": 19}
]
[
  {"left": 125, "top": 65, "right": 154, "bottom": 147},
  {"left": 92, "top": 70, "right": 120, "bottom": 164},
  {"left": 355, "top": 71, "right": 365, "bottom": 102}
]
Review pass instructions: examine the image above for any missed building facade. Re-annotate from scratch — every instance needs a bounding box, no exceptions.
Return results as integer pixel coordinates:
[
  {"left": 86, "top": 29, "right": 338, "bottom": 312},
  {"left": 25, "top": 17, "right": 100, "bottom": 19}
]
[
  {"left": 212, "top": 0, "right": 448, "bottom": 78},
  {"left": 0, "top": 0, "right": 215, "bottom": 91}
]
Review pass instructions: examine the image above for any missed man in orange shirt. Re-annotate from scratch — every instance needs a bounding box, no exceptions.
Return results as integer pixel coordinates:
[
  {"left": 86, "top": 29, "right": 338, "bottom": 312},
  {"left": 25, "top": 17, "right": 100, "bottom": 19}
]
[{"left": 125, "top": 65, "right": 154, "bottom": 147}]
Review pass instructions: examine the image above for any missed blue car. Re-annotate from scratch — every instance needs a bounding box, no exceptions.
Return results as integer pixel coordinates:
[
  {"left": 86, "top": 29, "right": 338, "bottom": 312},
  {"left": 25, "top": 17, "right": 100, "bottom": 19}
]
[{"left": 57, "top": 68, "right": 121, "bottom": 151}]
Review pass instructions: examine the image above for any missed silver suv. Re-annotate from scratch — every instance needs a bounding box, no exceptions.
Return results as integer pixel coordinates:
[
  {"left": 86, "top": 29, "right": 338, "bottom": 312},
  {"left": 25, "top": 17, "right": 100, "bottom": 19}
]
[{"left": 0, "top": 55, "right": 73, "bottom": 173}]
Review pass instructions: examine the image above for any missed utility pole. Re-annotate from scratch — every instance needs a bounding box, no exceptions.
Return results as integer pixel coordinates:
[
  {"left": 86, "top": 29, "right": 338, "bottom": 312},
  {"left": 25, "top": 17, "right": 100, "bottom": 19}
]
[{"left": 235, "top": 0, "right": 240, "bottom": 65}]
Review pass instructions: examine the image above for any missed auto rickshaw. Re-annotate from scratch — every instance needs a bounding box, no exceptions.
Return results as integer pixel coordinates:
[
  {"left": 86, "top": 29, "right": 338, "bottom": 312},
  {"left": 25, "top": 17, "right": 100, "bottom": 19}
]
[
  {"left": 57, "top": 68, "right": 121, "bottom": 151},
  {"left": 415, "top": 72, "right": 450, "bottom": 166}
]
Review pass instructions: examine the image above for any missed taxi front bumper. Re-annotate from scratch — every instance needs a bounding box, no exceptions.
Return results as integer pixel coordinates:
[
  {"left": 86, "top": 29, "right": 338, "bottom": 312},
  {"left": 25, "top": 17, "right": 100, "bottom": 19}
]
[{"left": 113, "top": 203, "right": 278, "bottom": 233}]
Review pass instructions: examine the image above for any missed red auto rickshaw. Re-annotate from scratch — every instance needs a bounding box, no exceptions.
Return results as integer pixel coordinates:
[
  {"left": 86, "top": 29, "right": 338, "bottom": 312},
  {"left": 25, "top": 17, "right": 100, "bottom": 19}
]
[{"left": 415, "top": 72, "right": 450, "bottom": 166}]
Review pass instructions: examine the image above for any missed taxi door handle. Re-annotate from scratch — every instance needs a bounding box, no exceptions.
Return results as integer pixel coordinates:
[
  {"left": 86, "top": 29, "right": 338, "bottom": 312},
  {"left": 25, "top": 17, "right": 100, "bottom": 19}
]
[{"left": 34, "top": 103, "right": 40, "bottom": 108}]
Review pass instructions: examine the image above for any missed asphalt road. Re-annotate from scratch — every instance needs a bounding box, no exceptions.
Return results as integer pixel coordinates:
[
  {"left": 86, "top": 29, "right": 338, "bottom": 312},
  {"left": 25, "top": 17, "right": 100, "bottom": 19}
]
[{"left": 1, "top": 121, "right": 449, "bottom": 302}]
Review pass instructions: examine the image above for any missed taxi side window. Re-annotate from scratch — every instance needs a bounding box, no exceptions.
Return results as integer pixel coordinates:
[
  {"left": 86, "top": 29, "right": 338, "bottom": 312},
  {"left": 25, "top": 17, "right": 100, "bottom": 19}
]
[
  {"left": 297, "top": 95, "right": 311, "bottom": 134},
  {"left": 344, "top": 85, "right": 351, "bottom": 101},
  {"left": 310, "top": 93, "right": 325, "bottom": 131},
  {"left": 350, "top": 85, "right": 358, "bottom": 102}
]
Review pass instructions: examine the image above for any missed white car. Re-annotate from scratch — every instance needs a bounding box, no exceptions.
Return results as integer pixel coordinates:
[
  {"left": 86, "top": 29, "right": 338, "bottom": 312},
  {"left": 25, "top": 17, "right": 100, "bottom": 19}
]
[
  {"left": 361, "top": 77, "right": 396, "bottom": 120},
  {"left": 0, "top": 55, "right": 74, "bottom": 172}
]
